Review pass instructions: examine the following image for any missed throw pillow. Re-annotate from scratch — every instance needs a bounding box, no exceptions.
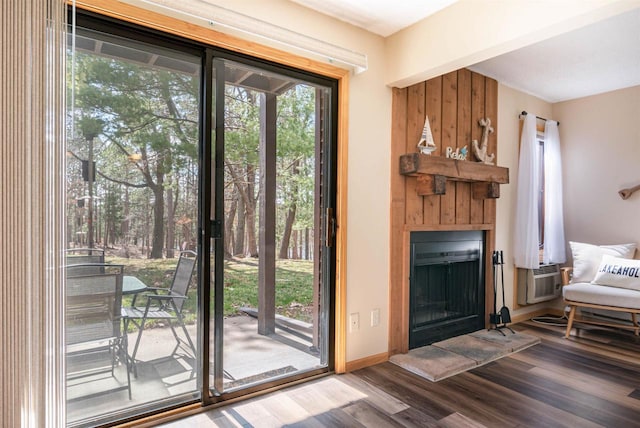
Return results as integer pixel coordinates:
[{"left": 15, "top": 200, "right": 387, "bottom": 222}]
[
  {"left": 592, "top": 254, "right": 640, "bottom": 291},
  {"left": 569, "top": 241, "right": 636, "bottom": 283}
]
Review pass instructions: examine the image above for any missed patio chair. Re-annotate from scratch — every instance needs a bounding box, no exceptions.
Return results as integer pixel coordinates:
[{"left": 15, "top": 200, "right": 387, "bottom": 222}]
[
  {"left": 65, "top": 247, "right": 105, "bottom": 259},
  {"left": 66, "top": 263, "right": 131, "bottom": 400},
  {"left": 122, "top": 251, "right": 197, "bottom": 376},
  {"left": 65, "top": 248, "right": 105, "bottom": 275}
]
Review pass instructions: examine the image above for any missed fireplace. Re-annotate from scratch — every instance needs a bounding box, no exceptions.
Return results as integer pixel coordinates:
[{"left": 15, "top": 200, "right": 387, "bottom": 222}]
[{"left": 409, "top": 231, "right": 485, "bottom": 349}]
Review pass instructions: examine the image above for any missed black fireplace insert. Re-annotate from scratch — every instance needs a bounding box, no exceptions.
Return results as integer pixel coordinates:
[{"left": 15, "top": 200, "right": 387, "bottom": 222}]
[{"left": 409, "top": 230, "right": 485, "bottom": 349}]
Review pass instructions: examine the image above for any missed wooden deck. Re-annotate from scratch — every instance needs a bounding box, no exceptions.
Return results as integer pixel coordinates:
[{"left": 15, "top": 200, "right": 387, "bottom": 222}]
[
  {"left": 159, "top": 319, "right": 640, "bottom": 427},
  {"left": 67, "top": 316, "right": 321, "bottom": 426}
]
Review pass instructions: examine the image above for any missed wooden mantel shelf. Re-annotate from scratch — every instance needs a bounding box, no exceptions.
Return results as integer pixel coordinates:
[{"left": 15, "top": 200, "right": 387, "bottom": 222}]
[{"left": 399, "top": 153, "right": 509, "bottom": 199}]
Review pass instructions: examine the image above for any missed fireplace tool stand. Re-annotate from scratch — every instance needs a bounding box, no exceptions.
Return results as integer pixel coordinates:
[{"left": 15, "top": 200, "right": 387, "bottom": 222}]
[{"left": 489, "top": 250, "right": 514, "bottom": 335}]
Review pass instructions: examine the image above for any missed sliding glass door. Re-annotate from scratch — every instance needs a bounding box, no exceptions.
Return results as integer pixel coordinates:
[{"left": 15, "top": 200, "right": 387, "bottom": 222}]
[
  {"left": 207, "top": 59, "right": 334, "bottom": 397},
  {"left": 66, "top": 12, "right": 336, "bottom": 426}
]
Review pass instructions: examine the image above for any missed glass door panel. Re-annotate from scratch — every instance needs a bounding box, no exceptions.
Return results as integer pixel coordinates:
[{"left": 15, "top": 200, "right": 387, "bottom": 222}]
[
  {"left": 209, "top": 59, "right": 331, "bottom": 394},
  {"left": 66, "top": 22, "right": 201, "bottom": 426}
]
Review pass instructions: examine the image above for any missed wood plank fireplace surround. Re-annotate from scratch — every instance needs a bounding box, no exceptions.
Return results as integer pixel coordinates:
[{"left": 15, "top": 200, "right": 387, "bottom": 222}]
[{"left": 390, "top": 69, "right": 509, "bottom": 355}]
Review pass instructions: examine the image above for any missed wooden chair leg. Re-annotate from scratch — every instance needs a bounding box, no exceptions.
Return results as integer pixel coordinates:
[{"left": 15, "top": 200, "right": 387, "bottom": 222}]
[{"left": 565, "top": 306, "right": 577, "bottom": 338}]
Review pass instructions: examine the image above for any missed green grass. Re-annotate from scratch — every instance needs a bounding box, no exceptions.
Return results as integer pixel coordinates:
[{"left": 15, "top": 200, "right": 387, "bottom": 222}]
[
  {"left": 224, "top": 258, "right": 314, "bottom": 321},
  {"left": 108, "top": 256, "right": 314, "bottom": 325}
]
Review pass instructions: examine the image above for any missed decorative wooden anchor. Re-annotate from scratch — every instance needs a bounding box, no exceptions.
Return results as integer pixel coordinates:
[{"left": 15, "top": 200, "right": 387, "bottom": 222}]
[
  {"left": 619, "top": 183, "right": 640, "bottom": 200},
  {"left": 472, "top": 118, "right": 495, "bottom": 165}
]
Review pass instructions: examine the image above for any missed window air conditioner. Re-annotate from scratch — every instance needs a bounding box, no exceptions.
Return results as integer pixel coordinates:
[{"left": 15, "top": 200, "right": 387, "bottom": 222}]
[{"left": 517, "top": 264, "right": 562, "bottom": 305}]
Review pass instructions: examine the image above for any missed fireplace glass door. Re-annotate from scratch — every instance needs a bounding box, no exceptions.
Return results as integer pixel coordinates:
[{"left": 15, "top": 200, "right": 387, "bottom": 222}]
[{"left": 409, "top": 231, "right": 484, "bottom": 348}]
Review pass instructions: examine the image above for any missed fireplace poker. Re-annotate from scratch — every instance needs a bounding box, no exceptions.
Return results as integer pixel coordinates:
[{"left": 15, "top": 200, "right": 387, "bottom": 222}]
[
  {"left": 490, "top": 250, "right": 514, "bottom": 335},
  {"left": 498, "top": 250, "right": 513, "bottom": 326},
  {"left": 489, "top": 251, "right": 502, "bottom": 328}
]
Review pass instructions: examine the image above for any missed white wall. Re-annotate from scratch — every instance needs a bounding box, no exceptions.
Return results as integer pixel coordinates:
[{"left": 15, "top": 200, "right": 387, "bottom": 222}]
[
  {"left": 553, "top": 86, "right": 640, "bottom": 255},
  {"left": 496, "top": 84, "right": 554, "bottom": 318},
  {"left": 342, "top": 53, "right": 392, "bottom": 361}
]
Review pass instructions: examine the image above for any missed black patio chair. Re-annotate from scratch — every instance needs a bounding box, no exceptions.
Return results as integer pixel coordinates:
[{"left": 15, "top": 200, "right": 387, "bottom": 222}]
[
  {"left": 66, "top": 263, "right": 131, "bottom": 400},
  {"left": 122, "top": 251, "right": 197, "bottom": 376},
  {"left": 65, "top": 248, "right": 105, "bottom": 275},
  {"left": 65, "top": 247, "right": 105, "bottom": 259}
]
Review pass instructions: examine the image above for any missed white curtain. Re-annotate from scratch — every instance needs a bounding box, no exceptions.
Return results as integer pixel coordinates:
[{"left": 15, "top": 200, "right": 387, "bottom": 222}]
[
  {"left": 513, "top": 114, "right": 540, "bottom": 269},
  {"left": 543, "top": 121, "right": 566, "bottom": 264}
]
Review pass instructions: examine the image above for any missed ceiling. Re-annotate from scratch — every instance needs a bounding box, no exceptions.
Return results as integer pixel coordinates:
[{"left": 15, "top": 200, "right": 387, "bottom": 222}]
[
  {"left": 289, "top": 1, "right": 640, "bottom": 103},
  {"left": 469, "top": 8, "right": 640, "bottom": 103},
  {"left": 289, "top": 0, "right": 458, "bottom": 38}
]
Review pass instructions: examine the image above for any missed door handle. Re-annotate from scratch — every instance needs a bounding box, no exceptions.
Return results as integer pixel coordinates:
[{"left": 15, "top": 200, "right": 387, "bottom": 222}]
[
  {"left": 325, "top": 207, "right": 335, "bottom": 247},
  {"left": 210, "top": 219, "right": 222, "bottom": 239}
]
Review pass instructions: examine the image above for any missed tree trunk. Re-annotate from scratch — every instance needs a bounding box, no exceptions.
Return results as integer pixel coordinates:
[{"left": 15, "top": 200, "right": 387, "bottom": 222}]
[
  {"left": 245, "top": 205, "right": 258, "bottom": 257},
  {"left": 225, "top": 197, "right": 237, "bottom": 258},
  {"left": 278, "top": 159, "right": 300, "bottom": 259},
  {"left": 292, "top": 230, "right": 299, "bottom": 259},
  {"left": 225, "top": 162, "right": 258, "bottom": 257},
  {"left": 110, "top": 222, "right": 116, "bottom": 247},
  {"left": 150, "top": 183, "right": 165, "bottom": 259},
  {"left": 234, "top": 189, "right": 245, "bottom": 256},
  {"left": 166, "top": 186, "right": 175, "bottom": 258},
  {"left": 279, "top": 204, "right": 297, "bottom": 259},
  {"left": 121, "top": 187, "right": 130, "bottom": 244},
  {"left": 245, "top": 164, "right": 258, "bottom": 258},
  {"left": 143, "top": 198, "right": 150, "bottom": 256}
]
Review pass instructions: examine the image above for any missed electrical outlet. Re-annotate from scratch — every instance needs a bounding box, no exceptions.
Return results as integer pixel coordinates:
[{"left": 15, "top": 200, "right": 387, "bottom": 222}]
[
  {"left": 371, "top": 308, "right": 380, "bottom": 327},
  {"left": 350, "top": 313, "right": 359, "bottom": 332}
]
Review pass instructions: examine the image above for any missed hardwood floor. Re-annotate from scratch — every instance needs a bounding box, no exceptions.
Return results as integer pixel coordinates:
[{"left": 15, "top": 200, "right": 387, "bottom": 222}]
[{"left": 158, "top": 320, "right": 640, "bottom": 427}]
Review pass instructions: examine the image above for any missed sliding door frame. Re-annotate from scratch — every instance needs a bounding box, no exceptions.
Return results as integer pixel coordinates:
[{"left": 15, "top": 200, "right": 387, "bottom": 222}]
[
  {"left": 199, "top": 48, "right": 215, "bottom": 401},
  {"left": 70, "top": 4, "right": 349, "bottom": 421},
  {"left": 206, "top": 53, "right": 339, "bottom": 404}
]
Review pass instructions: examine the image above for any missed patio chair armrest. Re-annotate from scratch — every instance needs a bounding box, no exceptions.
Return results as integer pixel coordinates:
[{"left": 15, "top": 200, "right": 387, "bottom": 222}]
[
  {"left": 142, "top": 287, "right": 166, "bottom": 293},
  {"left": 146, "top": 293, "right": 188, "bottom": 301}
]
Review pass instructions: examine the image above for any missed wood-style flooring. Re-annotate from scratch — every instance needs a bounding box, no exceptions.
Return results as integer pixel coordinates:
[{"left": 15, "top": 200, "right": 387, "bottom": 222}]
[{"left": 158, "top": 319, "right": 640, "bottom": 427}]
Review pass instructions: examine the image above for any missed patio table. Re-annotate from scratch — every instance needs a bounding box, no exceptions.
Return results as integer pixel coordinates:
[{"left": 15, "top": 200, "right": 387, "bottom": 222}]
[{"left": 123, "top": 275, "right": 148, "bottom": 295}]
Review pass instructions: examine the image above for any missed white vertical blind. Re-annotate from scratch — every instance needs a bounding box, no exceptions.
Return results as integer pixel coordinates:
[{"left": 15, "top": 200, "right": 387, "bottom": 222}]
[
  {"left": 513, "top": 113, "right": 540, "bottom": 269},
  {"left": 543, "top": 120, "right": 566, "bottom": 264},
  {"left": 0, "top": 1, "right": 66, "bottom": 426}
]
